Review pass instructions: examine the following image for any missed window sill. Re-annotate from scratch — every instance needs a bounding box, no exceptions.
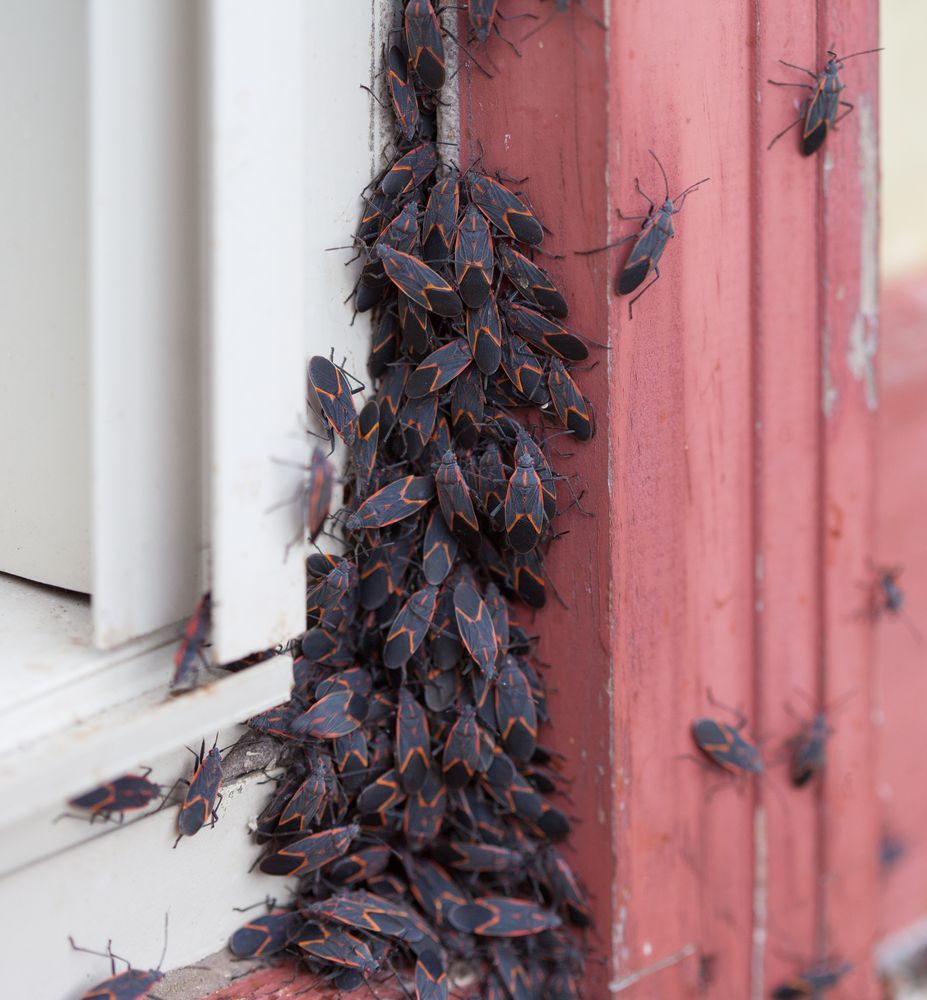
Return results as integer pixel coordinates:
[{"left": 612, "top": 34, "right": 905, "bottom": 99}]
[{"left": 0, "top": 571, "right": 292, "bottom": 828}]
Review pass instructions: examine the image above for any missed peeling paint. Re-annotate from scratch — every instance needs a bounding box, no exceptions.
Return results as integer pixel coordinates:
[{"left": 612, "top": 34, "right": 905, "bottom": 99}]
[
  {"left": 822, "top": 150, "right": 835, "bottom": 198},
  {"left": 822, "top": 323, "right": 838, "bottom": 417},
  {"left": 751, "top": 804, "right": 768, "bottom": 1000},
  {"left": 437, "top": 3, "right": 460, "bottom": 168},
  {"left": 846, "top": 96, "right": 879, "bottom": 411},
  {"left": 608, "top": 944, "right": 697, "bottom": 993}
]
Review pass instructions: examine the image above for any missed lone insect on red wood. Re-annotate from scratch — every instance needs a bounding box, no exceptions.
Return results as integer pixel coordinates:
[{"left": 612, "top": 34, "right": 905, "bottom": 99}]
[{"left": 578, "top": 150, "right": 708, "bottom": 318}]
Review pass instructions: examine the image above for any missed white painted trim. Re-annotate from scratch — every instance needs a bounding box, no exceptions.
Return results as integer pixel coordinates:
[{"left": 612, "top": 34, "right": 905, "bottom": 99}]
[
  {"left": 89, "top": 0, "right": 204, "bottom": 647},
  {"left": 203, "top": 0, "right": 308, "bottom": 663}
]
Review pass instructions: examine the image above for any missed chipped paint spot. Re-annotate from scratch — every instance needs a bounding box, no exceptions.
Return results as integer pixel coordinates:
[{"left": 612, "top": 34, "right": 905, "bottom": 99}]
[
  {"left": 822, "top": 150, "right": 835, "bottom": 197},
  {"left": 751, "top": 803, "right": 768, "bottom": 1000},
  {"left": 642, "top": 942, "right": 653, "bottom": 957},
  {"left": 503, "top": 133, "right": 512, "bottom": 150},
  {"left": 822, "top": 323, "right": 838, "bottom": 416},
  {"left": 846, "top": 96, "right": 879, "bottom": 411}
]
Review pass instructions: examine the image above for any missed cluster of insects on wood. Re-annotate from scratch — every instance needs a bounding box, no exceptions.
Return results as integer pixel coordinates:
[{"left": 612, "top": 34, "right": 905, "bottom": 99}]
[{"left": 63, "top": 5, "right": 891, "bottom": 998}]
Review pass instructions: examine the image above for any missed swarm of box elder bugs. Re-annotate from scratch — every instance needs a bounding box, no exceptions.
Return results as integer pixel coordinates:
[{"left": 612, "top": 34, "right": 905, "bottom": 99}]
[{"left": 213, "top": 14, "right": 600, "bottom": 995}]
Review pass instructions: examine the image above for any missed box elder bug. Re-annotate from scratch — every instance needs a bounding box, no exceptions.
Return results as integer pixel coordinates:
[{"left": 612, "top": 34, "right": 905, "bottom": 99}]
[
  {"left": 768, "top": 48, "right": 881, "bottom": 155},
  {"left": 578, "top": 150, "right": 708, "bottom": 318},
  {"left": 174, "top": 739, "right": 223, "bottom": 846}
]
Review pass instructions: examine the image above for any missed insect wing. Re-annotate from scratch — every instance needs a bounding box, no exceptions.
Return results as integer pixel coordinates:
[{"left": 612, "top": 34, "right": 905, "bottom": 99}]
[
  {"left": 423, "top": 506, "right": 459, "bottom": 585},
  {"left": 496, "top": 242, "right": 568, "bottom": 317},
  {"left": 178, "top": 747, "right": 222, "bottom": 837},
  {"left": 378, "top": 245, "right": 463, "bottom": 318},
  {"left": 382, "top": 142, "right": 438, "bottom": 197},
  {"left": 495, "top": 658, "right": 538, "bottom": 761},
  {"left": 448, "top": 897, "right": 561, "bottom": 937},
  {"left": 405, "top": 339, "right": 473, "bottom": 398},
  {"left": 81, "top": 969, "right": 164, "bottom": 1000},
  {"left": 229, "top": 911, "right": 302, "bottom": 958},
  {"left": 454, "top": 582, "right": 498, "bottom": 675},
  {"left": 469, "top": 173, "right": 544, "bottom": 246},
  {"left": 308, "top": 356, "right": 358, "bottom": 445},
  {"left": 422, "top": 171, "right": 460, "bottom": 266},
  {"left": 259, "top": 824, "right": 358, "bottom": 876},
  {"left": 466, "top": 293, "right": 503, "bottom": 375},
  {"left": 386, "top": 44, "right": 420, "bottom": 141},
  {"left": 404, "top": 0, "right": 446, "bottom": 90},
  {"left": 383, "top": 586, "right": 438, "bottom": 669},
  {"left": 548, "top": 357, "right": 592, "bottom": 440},
  {"left": 455, "top": 203, "right": 494, "bottom": 308},
  {"left": 348, "top": 474, "right": 436, "bottom": 530},
  {"left": 415, "top": 950, "right": 449, "bottom": 1000},
  {"left": 292, "top": 690, "right": 369, "bottom": 739}
]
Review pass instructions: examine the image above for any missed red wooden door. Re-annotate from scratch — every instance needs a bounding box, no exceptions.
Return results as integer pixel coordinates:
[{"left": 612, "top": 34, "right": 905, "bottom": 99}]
[{"left": 462, "top": 0, "right": 883, "bottom": 996}]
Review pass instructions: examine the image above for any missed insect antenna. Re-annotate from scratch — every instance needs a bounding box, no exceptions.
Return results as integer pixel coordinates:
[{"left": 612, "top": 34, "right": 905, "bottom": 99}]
[
  {"left": 835, "top": 46, "right": 883, "bottom": 63},
  {"left": 648, "top": 149, "right": 670, "bottom": 203}
]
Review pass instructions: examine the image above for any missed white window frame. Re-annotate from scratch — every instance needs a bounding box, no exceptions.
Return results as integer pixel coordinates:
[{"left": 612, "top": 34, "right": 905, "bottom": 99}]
[{"left": 0, "top": 1, "right": 398, "bottom": 989}]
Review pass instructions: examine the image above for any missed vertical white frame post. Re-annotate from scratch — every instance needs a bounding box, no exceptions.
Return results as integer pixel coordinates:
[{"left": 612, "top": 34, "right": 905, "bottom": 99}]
[
  {"left": 204, "top": 0, "right": 307, "bottom": 662},
  {"left": 89, "top": 0, "right": 202, "bottom": 647}
]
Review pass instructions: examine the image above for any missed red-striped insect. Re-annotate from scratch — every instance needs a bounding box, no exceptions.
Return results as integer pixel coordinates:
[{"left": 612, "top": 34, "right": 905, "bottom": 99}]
[
  {"left": 403, "top": 853, "right": 470, "bottom": 926},
  {"left": 442, "top": 705, "right": 482, "bottom": 788},
  {"left": 423, "top": 506, "right": 459, "bottom": 585},
  {"left": 435, "top": 450, "right": 481, "bottom": 550},
  {"left": 228, "top": 909, "right": 302, "bottom": 959},
  {"left": 396, "top": 688, "right": 432, "bottom": 792},
  {"left": 377, "top": 244, "right": 463, "bottom": 318},
  {"left": 400, "top": 394, "right": 440, "bottom": 460},
  {"left": 496, "top": 242, "right": 568, "bottom": 318},
  {"left": 301, "top": 627, "right": 353, "bottom": 668},
  {"left": 476, "top": 442, "right": 508, "bottom": 529},
  {"left": 259, "top": 822, "right": 359, "bottom": 876},
  {"left": 495, "top": 657, "right": 538, "bottom": 762},
  {"left": 440, "top": 840, "right": 525, "bottom": 875},
  {"left": 383, "top": 586, "right": 438, "bottom": 669},
  {"left": 356, "top": 188, "right": 396, "bottom": 246},
  {"left": 542, "top": 849, "right": 591, "bottom": 927},
  {"left": 275, "top": 755, "right": 331, "bottom": 835},
  {"left": 768, "top": 48, "right": 880, "bottom": 156},
  {"left": 328, "top": 844, "right": 392, "bottom": 886},
  {"left": 71, "top": 920, "right": 168, "bottom": 1000},
  {"left": 404, "top": 0, "right": 446, "bottom": 90},
  {"left": 455, "top": 203, "right": 494, "bottom": 308},
  {"left": 399, "top": 293, "right": 434, "bottom": 358},
  {"left": 504, "top": 451, "right": 546, "bottom": 554},
  {"left": 296, "top": 922, "right": 379, "bottom": 976},
  {"left": 386, "top": 44, "right": 420, "bottom": 142},
  {"left": 369, "top": 308, "right": 400, "bottom": 378},
  {"left": 346, "top": 474, "right": 436, "bottom": 531},
  {"left": 405, "top": 339, "right": 473, "bottom": 398},
  {"left": 415, "top": 949, "right": 449, "bottom": 1000},
  {"left": 174, "top": 740, "right": 223, "bottom": 846},
  {"left": 170, "top": 591, "right": 212, "bottom": 693},
  {"left": 449, "top": 896, "right": 561, "bottom": 936},
  {"left": 469, "top": 0, "right": 500, "bottom": 42},
  {"left": 772, "top": 958, "right": 852, "bottom": 998},
  {"left": 466, "top": 292, "right": 503, "bottom": 375},
  {"left": 454, "top": 582, "right": 499, "bottom": 676},
  {"left": 291, "top": 689, "right": 369, "bottom": 740},
  {"left": 403, "top": 761, "right": 447, "bottom": 850},
  {"left": 502, "top": 301, "right": 587, "bottom": 361},
  {"left": 512, "top": 550, "right": 547, "bottom": 608},
  {"left": 357, "top": 767, "right": 407, "bottom": 817},
  {"left": 580, "top": 151, "right": 707, "bottom": 317},
  {"left": 468, "top": 172, "right": 544, "bottom": 246},
  {"left": 353, "top": 400, "right": 380, "bottom": 498},
  {"left": 308, "top": 356, "right": 360, "bottom": 446},
  {"left": 491, "top": 940, "right": 534, "bottom": 1000},
  {"left": 500, "top": 334, "right": 548, "bottom": 405},
  {"left": 422, "top": 172, "right": 460, "bottom": 266},
  {"left": 691, "top": 693, "right": 764, "bottom": 776},
  {"left": 382, "top": 142, "right": 439, "bottom": 197},
  {"left": 449, "top": 371, "right": 484, "bottom": 454},
  {"left": 68, "top": 771, "right": 162, "bottom": 823},
  {"left": 376, "top": 359, "right": 409, "bottom": 436},
  {"left": 548, "top": 357, "right": 592, "bottom": 441}
]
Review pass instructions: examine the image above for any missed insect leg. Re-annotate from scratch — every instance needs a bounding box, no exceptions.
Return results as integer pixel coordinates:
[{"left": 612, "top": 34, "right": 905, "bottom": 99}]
[
  {"left": 767, "top": 79, "right": 814, "bottom": 89},
  {"left": 767, "top": 113, "right": 804, "bottom": 151},
  {"left": 833, "top": 100, "right": 855, "bottom": 126},
  {"left": 777, "top": 58, "right": 817, "bottom": 78},
  {"left": 575, "top": 231, "right": 639, "bottom": 256}
]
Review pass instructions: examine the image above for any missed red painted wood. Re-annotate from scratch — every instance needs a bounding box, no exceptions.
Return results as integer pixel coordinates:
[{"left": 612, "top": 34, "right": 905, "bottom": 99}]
[
  {"left": 459, "top": 4, "right": 614, "bottom": 997},
  {"left": 463, "top": 1, "right": 880, "bottom": 998},
  {"left": 876, "top": 276, "right": 927, "bottom": 939},
  {"left": 201, "top": 964, "right": 409, "bottom": 999},
  {"left": 817, "top": 1, "right": 881, "bottom": 995}
]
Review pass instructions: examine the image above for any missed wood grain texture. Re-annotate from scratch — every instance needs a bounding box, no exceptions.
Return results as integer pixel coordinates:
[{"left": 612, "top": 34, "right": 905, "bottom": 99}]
[{"left": 462, "top": 0, "right": 882, "bottom": 997}]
